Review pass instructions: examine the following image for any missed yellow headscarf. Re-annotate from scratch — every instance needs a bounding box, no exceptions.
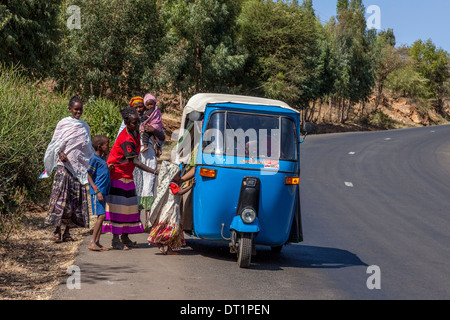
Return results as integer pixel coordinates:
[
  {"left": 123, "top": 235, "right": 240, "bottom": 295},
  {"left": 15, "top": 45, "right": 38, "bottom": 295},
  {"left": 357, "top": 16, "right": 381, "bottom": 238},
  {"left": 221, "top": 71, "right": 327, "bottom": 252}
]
[{"left": 129, "top": 96, "right": 144, "bottom": 108}]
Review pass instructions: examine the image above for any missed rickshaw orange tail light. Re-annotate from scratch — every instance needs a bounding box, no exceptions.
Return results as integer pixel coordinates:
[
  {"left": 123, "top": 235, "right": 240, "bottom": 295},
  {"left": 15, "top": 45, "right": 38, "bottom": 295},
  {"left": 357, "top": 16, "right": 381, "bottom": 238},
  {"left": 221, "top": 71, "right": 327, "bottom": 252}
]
[
  {"left": 200, "top": 168, "right": 217, "bottom": 178},
  {"left": 285, "top": 177, "right": 299, "bottom": 185}
]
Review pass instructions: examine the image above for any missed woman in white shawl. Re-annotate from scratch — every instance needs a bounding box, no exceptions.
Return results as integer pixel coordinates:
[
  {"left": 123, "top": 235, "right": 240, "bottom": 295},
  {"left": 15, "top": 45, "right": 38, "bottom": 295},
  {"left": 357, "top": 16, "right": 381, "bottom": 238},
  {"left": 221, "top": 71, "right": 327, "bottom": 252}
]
[{"left": 43, "top": 96, "right": 94, "bottom": 242}]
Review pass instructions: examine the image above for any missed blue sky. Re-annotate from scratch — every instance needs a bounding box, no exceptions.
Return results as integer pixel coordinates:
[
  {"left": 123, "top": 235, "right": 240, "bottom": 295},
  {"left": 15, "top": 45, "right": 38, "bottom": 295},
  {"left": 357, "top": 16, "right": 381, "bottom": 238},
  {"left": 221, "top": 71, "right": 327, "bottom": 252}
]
[{"left": 311, "top": 0, "right": 450, "bottom": 52}]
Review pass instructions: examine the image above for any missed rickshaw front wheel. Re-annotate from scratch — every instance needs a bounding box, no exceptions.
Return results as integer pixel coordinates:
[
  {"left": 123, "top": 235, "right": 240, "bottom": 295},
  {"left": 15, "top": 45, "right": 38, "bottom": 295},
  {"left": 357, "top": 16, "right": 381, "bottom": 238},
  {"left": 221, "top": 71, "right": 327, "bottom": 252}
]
[{"left": 237, "top": 233, "right": 253, "bottom": 268}]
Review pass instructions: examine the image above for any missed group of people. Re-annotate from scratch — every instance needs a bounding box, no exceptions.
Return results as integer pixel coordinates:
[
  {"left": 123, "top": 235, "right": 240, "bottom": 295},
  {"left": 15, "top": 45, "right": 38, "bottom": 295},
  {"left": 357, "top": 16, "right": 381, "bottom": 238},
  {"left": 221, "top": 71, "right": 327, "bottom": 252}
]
[{"left": 43, "top": 94, "right": 194, "bottom": 255}]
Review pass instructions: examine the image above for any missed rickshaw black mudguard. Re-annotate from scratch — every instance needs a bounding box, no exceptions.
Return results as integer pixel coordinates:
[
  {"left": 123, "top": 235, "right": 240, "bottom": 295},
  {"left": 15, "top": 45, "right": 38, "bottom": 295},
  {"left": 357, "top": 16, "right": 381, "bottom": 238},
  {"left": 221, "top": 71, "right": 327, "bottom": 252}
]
[{"left": 191, "top": 103, "right": 303, "bottom": 246}]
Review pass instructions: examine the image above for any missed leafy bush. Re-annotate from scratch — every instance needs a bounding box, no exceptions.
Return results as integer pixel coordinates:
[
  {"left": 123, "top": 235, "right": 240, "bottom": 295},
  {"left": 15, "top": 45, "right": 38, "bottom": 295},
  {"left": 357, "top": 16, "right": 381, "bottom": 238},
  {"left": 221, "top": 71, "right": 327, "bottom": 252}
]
[
  {"left": 0, "top": 65, "right": 67, "bottom": 211},
  {"left": 0, "top": 64, "right": 123, "bottom": 241},
  {"left": 369, "top": 111, "right": 395, "bottom": 129},
  {"left": 386, "top": 65, "right": 432, "bottom": 99},
  {"left": 83, "top": 96, "right": 123, "bottom": 142}
]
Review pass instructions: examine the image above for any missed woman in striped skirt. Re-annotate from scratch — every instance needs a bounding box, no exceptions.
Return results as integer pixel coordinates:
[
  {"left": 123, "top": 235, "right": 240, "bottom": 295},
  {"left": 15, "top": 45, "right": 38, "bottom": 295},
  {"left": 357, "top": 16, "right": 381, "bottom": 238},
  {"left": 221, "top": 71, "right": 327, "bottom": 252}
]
[
  {"left": 105, "top": 107, "right": 158, "bottom": 250},
  {"left": 43, "top": 96, "right": 94, "bottom": 242}
]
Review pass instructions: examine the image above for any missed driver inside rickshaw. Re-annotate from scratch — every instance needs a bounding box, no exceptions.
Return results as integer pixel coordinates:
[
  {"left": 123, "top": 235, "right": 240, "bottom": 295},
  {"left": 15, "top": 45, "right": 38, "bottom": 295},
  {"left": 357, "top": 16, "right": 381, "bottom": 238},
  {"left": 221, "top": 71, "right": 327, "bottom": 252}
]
[{"left": 243, "top": 133, "right": 280, "bottom": 159}]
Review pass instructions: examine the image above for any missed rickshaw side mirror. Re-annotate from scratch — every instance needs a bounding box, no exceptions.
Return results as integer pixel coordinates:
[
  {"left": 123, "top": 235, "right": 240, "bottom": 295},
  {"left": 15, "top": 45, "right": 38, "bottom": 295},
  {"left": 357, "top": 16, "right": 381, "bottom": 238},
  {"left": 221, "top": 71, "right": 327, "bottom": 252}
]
[
  {"left": 303, "top": 122, "right": 314, "bottom": 134},
  {"left": 189, "top": 111, "right": 203, "bottom": 122},
  {"left": 300, "top": 122, "right": 314, "bottom": 143}
]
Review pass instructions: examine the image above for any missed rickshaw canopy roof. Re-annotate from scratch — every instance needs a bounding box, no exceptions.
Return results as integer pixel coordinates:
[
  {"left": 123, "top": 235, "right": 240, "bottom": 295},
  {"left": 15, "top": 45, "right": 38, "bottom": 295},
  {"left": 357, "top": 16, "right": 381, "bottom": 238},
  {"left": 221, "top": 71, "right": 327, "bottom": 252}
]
[
  {"left": 184, "top": 93, "right": 298, "bottom": 113},
  {"left": 181, "top": 93, "right": 299, "bottom": 128}
]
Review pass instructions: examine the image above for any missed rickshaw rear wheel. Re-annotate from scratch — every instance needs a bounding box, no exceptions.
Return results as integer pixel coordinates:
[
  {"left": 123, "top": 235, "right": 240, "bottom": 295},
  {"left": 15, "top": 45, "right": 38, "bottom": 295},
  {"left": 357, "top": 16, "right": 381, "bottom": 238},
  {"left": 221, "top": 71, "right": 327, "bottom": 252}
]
[{"left": 237, "top": 233, "right": 252, "bottom": 268}]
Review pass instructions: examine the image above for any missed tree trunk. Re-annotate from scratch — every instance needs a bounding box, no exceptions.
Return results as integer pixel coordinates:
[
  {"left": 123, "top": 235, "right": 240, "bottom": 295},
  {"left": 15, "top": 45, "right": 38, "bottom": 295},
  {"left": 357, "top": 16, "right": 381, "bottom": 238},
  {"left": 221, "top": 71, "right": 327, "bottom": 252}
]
[
  {"left": 316, "top": 98, "right": 323, "bottom": 123},
  {"left": 195, "top": 43, "right": 201, "bottom": 93},
  {"left": 307, "top": 100, "right": 316, "bottom": 122},
  {"left": 343, "top": 101, "right": 352, "bottom": 123},
  {"left": 375, "top": 82, "right": 383, "bottom": 110}
]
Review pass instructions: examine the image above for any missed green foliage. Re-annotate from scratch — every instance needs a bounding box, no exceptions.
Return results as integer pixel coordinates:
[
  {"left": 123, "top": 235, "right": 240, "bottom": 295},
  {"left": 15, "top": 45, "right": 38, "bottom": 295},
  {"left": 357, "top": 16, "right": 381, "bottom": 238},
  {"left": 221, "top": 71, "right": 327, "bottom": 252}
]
[
  {"left": 152, "top": 0, "right": 246, "bottom": 94},
  {"left": 410, "top": 40, "right": 450, "bottom": 87},
  {"left": 332, "top": 0, "right": 375, "bottom": 105},
  {"left": 238, "top": 0, "right": 321, "bottom": 108},
  {"left": 0, "top": 0, "right": 449, "bottom": 127},
  {"left": 386, "top": 65, "right": 431, "bottom": 99},
  {"left": 371, "top": 32, "right": 405, "bottom": 107},
  {"left": 0, "top": 0, "right": 62, "bottom": 77},
  {"left": 83, "top": 97, "right": 123, "bottom": 142},
  {"left": 0, "top": 64, "right": 68, "bottom": 216},
  {"left": 0, "top": 64, "right": 119, "bottom": 220},
  {"left": 54, "top": 0, "right": 164, "bottom": 99},
  {"left": 369, "top": 111, "right": 395, "bottom": 129},
  {"left": 410, "top": 39, "right": 450, "bottom": 112}
]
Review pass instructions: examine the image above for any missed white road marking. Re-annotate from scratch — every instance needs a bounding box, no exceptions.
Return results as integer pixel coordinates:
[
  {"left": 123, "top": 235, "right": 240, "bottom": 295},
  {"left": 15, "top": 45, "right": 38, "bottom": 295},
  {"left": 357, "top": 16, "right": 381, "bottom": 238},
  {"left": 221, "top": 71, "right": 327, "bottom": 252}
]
[
  {"left": 344, "top": 182, "right": 354, "bottom": 187},
  {"left": 384, "top": 138, "right": 391, "bottom": 141},
  {"left": 348, "top": 151, "right": 356, "bottom": 155}
]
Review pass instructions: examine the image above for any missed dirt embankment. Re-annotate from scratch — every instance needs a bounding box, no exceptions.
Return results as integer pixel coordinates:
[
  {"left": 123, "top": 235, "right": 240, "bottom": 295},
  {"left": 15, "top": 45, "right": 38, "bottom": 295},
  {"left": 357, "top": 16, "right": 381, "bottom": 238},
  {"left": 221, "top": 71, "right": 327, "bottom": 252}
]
[{"left": 377, "top": 95, "right": 448, "bottom": 127}]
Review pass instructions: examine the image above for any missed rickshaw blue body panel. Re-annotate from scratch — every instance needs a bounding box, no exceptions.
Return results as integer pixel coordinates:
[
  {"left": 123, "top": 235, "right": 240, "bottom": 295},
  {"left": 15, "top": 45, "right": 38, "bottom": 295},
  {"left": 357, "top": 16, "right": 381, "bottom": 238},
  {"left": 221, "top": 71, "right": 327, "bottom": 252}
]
[
  {"left": 191, "top": 103, "right": 301, "bottom": 247},
  {"left": 230, "top": 216, "right": 260, "bottom": 233}
]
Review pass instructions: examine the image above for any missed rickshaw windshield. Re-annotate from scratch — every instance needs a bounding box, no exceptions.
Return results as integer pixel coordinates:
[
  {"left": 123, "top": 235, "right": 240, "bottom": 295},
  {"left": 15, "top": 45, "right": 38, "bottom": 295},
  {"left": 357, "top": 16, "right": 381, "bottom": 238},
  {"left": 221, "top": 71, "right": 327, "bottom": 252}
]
[{"left": 202, "top": 111, "right": 298, "bottom": 160}]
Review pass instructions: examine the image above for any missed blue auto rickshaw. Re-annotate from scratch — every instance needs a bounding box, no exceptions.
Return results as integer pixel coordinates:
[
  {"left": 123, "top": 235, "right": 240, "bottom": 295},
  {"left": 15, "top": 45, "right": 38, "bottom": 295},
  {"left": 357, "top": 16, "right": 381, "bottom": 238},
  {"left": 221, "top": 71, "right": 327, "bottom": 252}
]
[{"left": 176, "top": 93, "right": 313, "bottom": 268}]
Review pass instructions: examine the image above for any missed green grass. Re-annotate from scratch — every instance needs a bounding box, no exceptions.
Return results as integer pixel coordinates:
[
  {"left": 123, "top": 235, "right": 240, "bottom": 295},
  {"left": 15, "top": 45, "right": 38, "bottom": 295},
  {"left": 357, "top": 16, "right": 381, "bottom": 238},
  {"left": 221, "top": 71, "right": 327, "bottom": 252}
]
[{"left": 0, "top": 64, "right": 122, "bottom": 241}]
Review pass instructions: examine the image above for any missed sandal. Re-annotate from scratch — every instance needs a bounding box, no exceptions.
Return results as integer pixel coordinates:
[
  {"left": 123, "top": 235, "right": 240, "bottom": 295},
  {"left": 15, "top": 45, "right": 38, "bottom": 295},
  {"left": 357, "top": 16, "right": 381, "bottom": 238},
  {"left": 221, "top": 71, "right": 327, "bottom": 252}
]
[
  {"left": 52, "top": 232, "right": 62, "bottom": 243},
  {"left": 111, "top": 240, "right": 129, "bottom": 250},
  {"left": 62, "top": 233, "right": 75, "bottom": 242},
  {"left": 88, "top": 245, "right": 102, "bottom": 251},
  {"left": 121, "top": 236, "right": 139, "bottom": 248}
]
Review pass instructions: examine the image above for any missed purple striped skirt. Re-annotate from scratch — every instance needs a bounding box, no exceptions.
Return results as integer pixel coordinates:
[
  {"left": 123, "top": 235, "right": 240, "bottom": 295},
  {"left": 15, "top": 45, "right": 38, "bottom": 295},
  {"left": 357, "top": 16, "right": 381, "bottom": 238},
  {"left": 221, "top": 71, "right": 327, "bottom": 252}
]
[
  {"left": 46, "top": 165, "right": 89, "bottom": 228},
  {"left": 102, "top": 178, "right": 144, "bottom": 235}
]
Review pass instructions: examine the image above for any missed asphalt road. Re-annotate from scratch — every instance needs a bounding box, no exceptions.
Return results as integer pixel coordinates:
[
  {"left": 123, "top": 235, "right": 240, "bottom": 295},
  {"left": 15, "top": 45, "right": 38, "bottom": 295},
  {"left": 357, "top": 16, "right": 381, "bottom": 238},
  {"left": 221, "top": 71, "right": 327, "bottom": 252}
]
[{"left": 51, "top": 124, "right": 450, "bottom": 300}]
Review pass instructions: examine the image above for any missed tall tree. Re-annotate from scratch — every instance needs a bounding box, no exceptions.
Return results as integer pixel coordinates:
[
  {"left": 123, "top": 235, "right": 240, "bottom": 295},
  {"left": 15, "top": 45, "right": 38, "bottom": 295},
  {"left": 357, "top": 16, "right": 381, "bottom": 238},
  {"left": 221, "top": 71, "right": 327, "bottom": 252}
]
[
  {"left": 0, "top": 0, "right": 62, "bottom": 77},
  {"left": 151, "top": 0, "right": 246, "bottom": 95},
  {"left": 372, "top": 29, "right": 405, "bottom": 108},
  {"left": 410, "top": 39, "right": 450, "bottom": 114},
  {"left": 328, "top": 0, "right": 375, "bottom": 122},
  {"left": 54, "top": 0, "right": 163, "bottom": 98},
  {"left": 238, "top": 0, "right": 321, "bottom": 111}
]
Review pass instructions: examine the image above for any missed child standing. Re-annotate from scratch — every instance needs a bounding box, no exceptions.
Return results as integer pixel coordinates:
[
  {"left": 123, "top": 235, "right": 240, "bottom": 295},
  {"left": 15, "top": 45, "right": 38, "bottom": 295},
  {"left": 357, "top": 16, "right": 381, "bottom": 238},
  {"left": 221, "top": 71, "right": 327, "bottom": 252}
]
[
  {"left": 147, "top": 161, "right": 195, "bottom": 255},
  {"left": 87, "top": 135, "right": 111, "bottom": 251}
]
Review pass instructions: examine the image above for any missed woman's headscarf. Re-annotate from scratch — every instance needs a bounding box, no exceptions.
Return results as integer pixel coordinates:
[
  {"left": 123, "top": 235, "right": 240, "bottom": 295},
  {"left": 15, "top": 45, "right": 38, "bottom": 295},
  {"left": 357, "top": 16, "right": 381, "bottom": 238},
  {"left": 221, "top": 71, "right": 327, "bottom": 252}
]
[
  {"left": 43, "top": 117, "right": 95, "bottom": 185},
  {"left": 129, "top": 96, "right": 144, "bottom": 108},
  {"left": 143, "top": 93, "right": 157, "bottom": 107},
  {"left": 142, "top": 93, "right": 163, "bottom": 132}
]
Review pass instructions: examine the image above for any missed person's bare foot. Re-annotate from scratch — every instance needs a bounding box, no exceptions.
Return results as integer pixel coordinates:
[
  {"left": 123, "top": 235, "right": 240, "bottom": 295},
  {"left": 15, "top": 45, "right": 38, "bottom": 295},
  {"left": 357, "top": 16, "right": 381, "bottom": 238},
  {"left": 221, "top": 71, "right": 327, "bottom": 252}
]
[
  {"left": 88, "top": 243, "right": 103, "bottom": 251},
  {"left": 157, "top": 244, "right": 166, "bottom": 254},
  {"left": 166, "top": 248, "right": 180, "bottom": 255}
]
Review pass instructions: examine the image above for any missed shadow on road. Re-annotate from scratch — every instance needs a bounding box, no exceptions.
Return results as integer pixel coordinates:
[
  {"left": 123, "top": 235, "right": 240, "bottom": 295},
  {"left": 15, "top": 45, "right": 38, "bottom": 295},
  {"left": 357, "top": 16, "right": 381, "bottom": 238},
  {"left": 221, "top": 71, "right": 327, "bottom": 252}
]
[{"left": 185, "top": 238, "right": 368, "bottom": 271}]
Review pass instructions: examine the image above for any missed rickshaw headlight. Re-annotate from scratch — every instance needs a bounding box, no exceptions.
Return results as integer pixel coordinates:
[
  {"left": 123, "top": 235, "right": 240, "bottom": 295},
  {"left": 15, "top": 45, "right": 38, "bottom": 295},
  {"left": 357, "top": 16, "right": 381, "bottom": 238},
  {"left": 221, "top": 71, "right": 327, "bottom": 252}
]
[{"left": 241, "top": 208, "right": 257, "bottom": 224}]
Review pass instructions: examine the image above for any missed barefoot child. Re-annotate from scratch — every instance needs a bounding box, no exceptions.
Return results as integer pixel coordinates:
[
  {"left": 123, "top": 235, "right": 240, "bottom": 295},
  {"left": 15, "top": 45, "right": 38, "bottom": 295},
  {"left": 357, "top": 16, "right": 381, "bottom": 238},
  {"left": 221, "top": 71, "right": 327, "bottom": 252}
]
[
  {"left": 87, "top": 135, "right": 111, "bottom": 251},
  {"left": 147, "top": 161, "right": 195, "bottom": 255}
]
